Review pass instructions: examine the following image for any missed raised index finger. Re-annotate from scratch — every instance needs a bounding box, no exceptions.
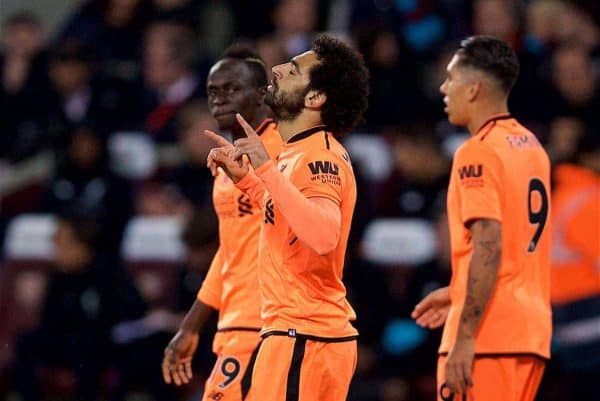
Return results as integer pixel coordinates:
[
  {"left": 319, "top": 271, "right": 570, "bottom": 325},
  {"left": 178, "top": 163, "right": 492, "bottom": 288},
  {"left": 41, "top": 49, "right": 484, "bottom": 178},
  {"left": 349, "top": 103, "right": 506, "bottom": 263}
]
[
  {"left": 203, "top": 129, "right": 232, "bottom": 147},
  {"left": 236, "top": 113, "right": 259, "bottom": 138}
]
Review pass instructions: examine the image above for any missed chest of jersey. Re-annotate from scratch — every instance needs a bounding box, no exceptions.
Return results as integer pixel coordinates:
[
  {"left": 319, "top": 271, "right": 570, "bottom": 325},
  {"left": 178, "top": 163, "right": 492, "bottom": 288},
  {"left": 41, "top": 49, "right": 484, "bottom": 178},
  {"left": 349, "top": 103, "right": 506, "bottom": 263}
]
[{"left": 213, "top": 172, "right": 256, "bottom": 220}]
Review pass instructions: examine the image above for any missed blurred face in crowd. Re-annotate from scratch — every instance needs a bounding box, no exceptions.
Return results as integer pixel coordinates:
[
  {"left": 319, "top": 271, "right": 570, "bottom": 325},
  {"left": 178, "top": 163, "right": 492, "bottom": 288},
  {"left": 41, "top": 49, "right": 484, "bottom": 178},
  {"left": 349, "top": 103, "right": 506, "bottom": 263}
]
[
  {"left": 53, "top": 221, "right": 92, "bottom": 272},
  {"left": 371, "top": 31, "right": 399, "bottom": 69},
  {"left": 526, "top": 0, "right": 564, "bottom": 42},
  {"left": 440, "top": 54, "right": 477, "bottom": 126},
  {"left": 257, "top": 37, "right": 286, "bottom": 80},
  {"left": 267, "top": 50, "right": 319, "bottom": 121},
  {"left": 393, "top": 134, "right": 447, "bottom": 183},
  {"left": 69, "top": 127, "right": 103, "bottom": 170},
  {"left": 556, "top": 5, "right": 600, "bottom": 51},
  {"left": 274, "top": 0, "right": 317, "bottom": 36},
  {"left": 2, "top": 21, "right": 44, "bottom": 58},
  {"left": 552, "top": 47, "right": 595, "bottom": 105},
  {"left": 178, "top": 103, "right": 218, "bottom": 164},
  {"left": 49, "top": 58, "right": 91, "bottom": 96},
  {"left": 207, "top": 59, "right": 264, "bottom": 131},
  {"left": 105, "top": 0, "right": 142, "bottom": 25},
  {"left": 548, "top": 116, "right": 585, "bottom": 163},
  {"left": 143, "top": 23, "right": 184, "bottom": 91},
  {"left": 473, "top": 0, "right": 518, "bottom": 43}
]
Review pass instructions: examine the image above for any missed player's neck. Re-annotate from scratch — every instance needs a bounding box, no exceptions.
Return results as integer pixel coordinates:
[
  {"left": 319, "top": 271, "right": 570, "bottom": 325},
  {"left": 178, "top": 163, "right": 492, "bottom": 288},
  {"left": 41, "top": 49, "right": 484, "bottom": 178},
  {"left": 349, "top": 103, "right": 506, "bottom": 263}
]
[
  {"left": 467, "top": 101, "right": 510, "bottom": 136},
  {"left": 277, "top": 112, "right": 323, "bottom": 142}
]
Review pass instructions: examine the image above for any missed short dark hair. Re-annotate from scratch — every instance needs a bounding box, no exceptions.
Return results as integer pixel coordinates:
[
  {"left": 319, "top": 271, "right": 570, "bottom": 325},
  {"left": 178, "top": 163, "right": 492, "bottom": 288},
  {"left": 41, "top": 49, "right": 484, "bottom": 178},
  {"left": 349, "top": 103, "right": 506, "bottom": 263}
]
[
  {"left": 457, "top": 35, "right": 519, "bottom": 93},
  {"left": 309, "top": 34, "right": 370, "bottom": 137},
  {"left": 3, "top": 10, "right": 40, "bottom": 28},
  {"left": 220, "top": 42, "right": 268, "bottom": 88}
]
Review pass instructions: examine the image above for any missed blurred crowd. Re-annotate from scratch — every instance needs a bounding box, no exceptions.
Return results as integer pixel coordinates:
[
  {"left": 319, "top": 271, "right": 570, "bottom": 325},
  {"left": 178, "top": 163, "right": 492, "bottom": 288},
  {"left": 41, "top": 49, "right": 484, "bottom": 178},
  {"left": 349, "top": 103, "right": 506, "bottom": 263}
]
[{"left": 0, "top": 0, "right": 598, "bottom": 400}]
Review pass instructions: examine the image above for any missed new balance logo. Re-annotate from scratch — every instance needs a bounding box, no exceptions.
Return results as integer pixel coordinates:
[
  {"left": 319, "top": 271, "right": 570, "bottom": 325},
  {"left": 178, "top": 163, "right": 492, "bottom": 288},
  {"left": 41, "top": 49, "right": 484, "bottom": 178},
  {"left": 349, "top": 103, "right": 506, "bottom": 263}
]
[
  {"left": 238, "top": 195, "right": 252, "bottom": 217},
  {"left": 264, "top": 199, "right": 274, "bottom": 225},
  {"left": 458, "top": 164, "right": 483, "bottom": 179},
  {"left": 308, "top": 160, "right": 339, "bottom": 176}
]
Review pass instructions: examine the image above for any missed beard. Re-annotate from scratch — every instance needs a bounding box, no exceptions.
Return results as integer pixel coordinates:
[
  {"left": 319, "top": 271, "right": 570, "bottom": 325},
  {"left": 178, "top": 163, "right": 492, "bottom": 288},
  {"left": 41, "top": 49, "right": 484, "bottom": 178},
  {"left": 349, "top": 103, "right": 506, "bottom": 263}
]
[{"left": 265, "top": 81, "right": 309, "bottom": 121}]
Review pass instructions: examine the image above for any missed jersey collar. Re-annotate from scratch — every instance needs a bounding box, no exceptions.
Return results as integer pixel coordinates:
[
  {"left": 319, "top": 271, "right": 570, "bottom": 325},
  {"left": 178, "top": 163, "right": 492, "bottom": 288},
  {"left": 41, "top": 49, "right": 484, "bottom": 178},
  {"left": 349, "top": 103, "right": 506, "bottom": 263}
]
[
  {"left": 256, "top": 118, "right": 276, "bottom": 136},
  {"left": 287, "top": 125, "right": 327, "bottom": 143},
  {"left": 475, "top": 113, "right": 512, "bottom": 139}
]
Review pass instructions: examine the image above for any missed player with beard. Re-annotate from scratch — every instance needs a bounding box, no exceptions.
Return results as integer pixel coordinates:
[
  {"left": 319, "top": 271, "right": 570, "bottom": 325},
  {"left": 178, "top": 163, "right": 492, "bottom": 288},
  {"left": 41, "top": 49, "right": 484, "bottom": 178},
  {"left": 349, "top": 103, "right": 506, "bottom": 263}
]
[
  {"left": 161, "top": 44, "right": 281, "bottom": 401},
  {"left": 204, "top": 34, "right": 369, "bottom": 401}
]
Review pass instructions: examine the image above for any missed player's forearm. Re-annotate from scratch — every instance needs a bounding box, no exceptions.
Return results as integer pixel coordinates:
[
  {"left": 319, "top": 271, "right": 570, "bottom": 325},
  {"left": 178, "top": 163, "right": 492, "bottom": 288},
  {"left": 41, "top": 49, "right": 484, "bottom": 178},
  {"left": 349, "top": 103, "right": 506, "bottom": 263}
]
[
  {"left": 180, "top": 300, "right": 215, "bottom": 334},
  {"left": 256, "top": 161, "right": 341, "bottom": 255},
  {"left": 236, "top": 170, "right": 267, "bottom": 204},
  {"left": 456, "top": 219, "right": 502, "bottom": 341}
]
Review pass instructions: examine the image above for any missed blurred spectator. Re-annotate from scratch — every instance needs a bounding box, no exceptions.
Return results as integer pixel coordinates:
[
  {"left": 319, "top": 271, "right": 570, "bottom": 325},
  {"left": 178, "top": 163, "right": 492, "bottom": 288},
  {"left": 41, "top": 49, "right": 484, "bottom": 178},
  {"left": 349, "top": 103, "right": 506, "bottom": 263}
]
[
  {"left": 0, "top": 11, "right": 50, "bottom": 163},
  {"left": 151, "top": 0, "right": 235, "bottom": 60},
  {"left": 523, "top": 0, "right": 564, "bottom": 56},
  {"left": 44, "top": 39, "right": 140, "bottom": 150},
  {"left": 355, "top": 25, "right": 424, "bottom": 128},
  {"left": 376, "top": 126, "right": 449, "bottom": 219},
  {"left": 351, "top": 0, "right": 446, "bottom": 57},
  {"left": 41, "top": 125, "right": 134, "bottom": 252},
  {"left": 163, "top": 101, "right": 218, "bottom": 211},
  {"left": 555, "top": 0, "right": 600, "bottom": 55},
  {"left": 548, "top": 44, "right": 600, "bottom": 130},
  {"left": 13, "top": 213, "right": 146, "bottom": 401},
  {"left": 134, "top": 100, "right": 217, "bottom": 218},
  {"left": 545, "top": 134, "right": 599, "bottom": 400},
  {"left": 546, "top": 116, "right": 586, "bottom": 164},
  {"left": 472, "top": 0, "right": 520, "bottom": 47},
  {"left": 511, "top": 0, "right": 563, "bottom": 124},
  {"left": 142, "top": 19, "right": 204, "bottom": 143},
  {"left": 260, "top": 0, "right": 319, "bottom": 63},
  {"left": 0, "top": 11, "right": 47, "bottom": 95},
  {"left": 58, "top": 0, "right": 153, "bottom": 81},
  {"left": 112, "top": 209, "right": 219, "bottom": 400},
  {"left": 257, "top": 35, "right": 287, "bottom": 78}
]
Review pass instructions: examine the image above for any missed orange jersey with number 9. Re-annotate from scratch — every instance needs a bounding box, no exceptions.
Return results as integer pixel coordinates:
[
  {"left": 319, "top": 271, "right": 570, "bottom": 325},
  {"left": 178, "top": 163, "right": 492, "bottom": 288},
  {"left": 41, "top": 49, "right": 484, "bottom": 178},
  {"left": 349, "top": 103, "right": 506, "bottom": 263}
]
[{"left": 441, "top": 115, "right": 552, "bottom": 358}]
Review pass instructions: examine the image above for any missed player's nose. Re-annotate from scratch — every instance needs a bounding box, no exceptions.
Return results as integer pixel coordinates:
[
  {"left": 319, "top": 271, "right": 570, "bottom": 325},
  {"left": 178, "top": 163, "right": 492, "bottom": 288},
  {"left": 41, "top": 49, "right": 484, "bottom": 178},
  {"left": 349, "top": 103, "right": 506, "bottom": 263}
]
[
  {"left": 272, "top": 65, "right": 283, "bottom": 79},
  {"left": 439, "top": 81, "right": 447, "bottom": 95}
]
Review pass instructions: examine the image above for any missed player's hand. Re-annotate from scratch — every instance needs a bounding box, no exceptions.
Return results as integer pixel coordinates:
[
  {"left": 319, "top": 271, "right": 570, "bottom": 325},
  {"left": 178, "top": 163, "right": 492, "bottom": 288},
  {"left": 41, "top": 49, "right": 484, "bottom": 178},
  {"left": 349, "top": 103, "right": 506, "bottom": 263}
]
[
  {"left": 232, "top": 113, "right": 270, "bottom": 168},
  {"left": 162, "top": 329, "right": 199, "bottom": 386},
  {"left": 445, "top": 337, "right": 475, "bottom": 395},
  {"left": 204, "top": 130, "right": 250, "bottom": 183},
  {"left": 411, "top": 286, "right": 450, "bottom": 329}
]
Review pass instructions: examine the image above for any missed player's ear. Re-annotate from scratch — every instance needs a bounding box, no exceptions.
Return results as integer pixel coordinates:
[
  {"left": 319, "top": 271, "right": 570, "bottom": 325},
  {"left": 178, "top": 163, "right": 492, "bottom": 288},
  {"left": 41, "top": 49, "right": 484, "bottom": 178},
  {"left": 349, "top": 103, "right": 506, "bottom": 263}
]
[
  {"left": 305, "top": 89, "right": 326, "bottom": 109},
  {"left": 467, "top": 81, "right": 481, "bottom": 102}
]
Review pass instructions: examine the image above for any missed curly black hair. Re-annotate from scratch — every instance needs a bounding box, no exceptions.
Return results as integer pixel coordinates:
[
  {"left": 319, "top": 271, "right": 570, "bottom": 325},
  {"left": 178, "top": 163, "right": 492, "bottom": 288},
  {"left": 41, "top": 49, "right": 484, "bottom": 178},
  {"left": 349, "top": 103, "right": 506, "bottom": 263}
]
[
  {"left": 220, "top": 42, "right": 268, "bottom": 89},
  {"left": 309, "top": 34, "right": 370, "bottom": 137},
  {"left": 457, "top": 35, "right": 520, "bottom": 93}
]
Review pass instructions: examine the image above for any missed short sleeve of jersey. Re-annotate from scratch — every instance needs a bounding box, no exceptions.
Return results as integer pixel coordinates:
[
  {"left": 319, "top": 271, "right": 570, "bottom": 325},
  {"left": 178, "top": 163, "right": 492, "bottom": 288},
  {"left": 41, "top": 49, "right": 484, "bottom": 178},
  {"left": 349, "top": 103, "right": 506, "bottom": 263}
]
[
  {"left": 290, "top": 149, "right": 345, "bottom": 206},
  {"left": 453, "top": 141, "right": 503, "bottom": 225},
  {"left": 196, "top": 246, "right": 223, "bottom": 309}
]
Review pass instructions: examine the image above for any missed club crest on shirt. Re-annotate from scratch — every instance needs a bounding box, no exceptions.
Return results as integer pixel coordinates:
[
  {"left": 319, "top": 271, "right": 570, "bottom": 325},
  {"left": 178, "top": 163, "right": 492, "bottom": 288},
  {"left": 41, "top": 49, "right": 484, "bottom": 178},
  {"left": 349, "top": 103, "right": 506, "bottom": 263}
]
[
  {"left": 458, "top": 164, "right": 484, "bottom": 187},
  {"left": 264, "top": 198, "right": 275, "bottom": 225},
  {"left": 307, "top": 160, "right": 341, "bottom": 186},
  {"left": 237, "top": 194, "right": 252, "bottom": 217}
]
